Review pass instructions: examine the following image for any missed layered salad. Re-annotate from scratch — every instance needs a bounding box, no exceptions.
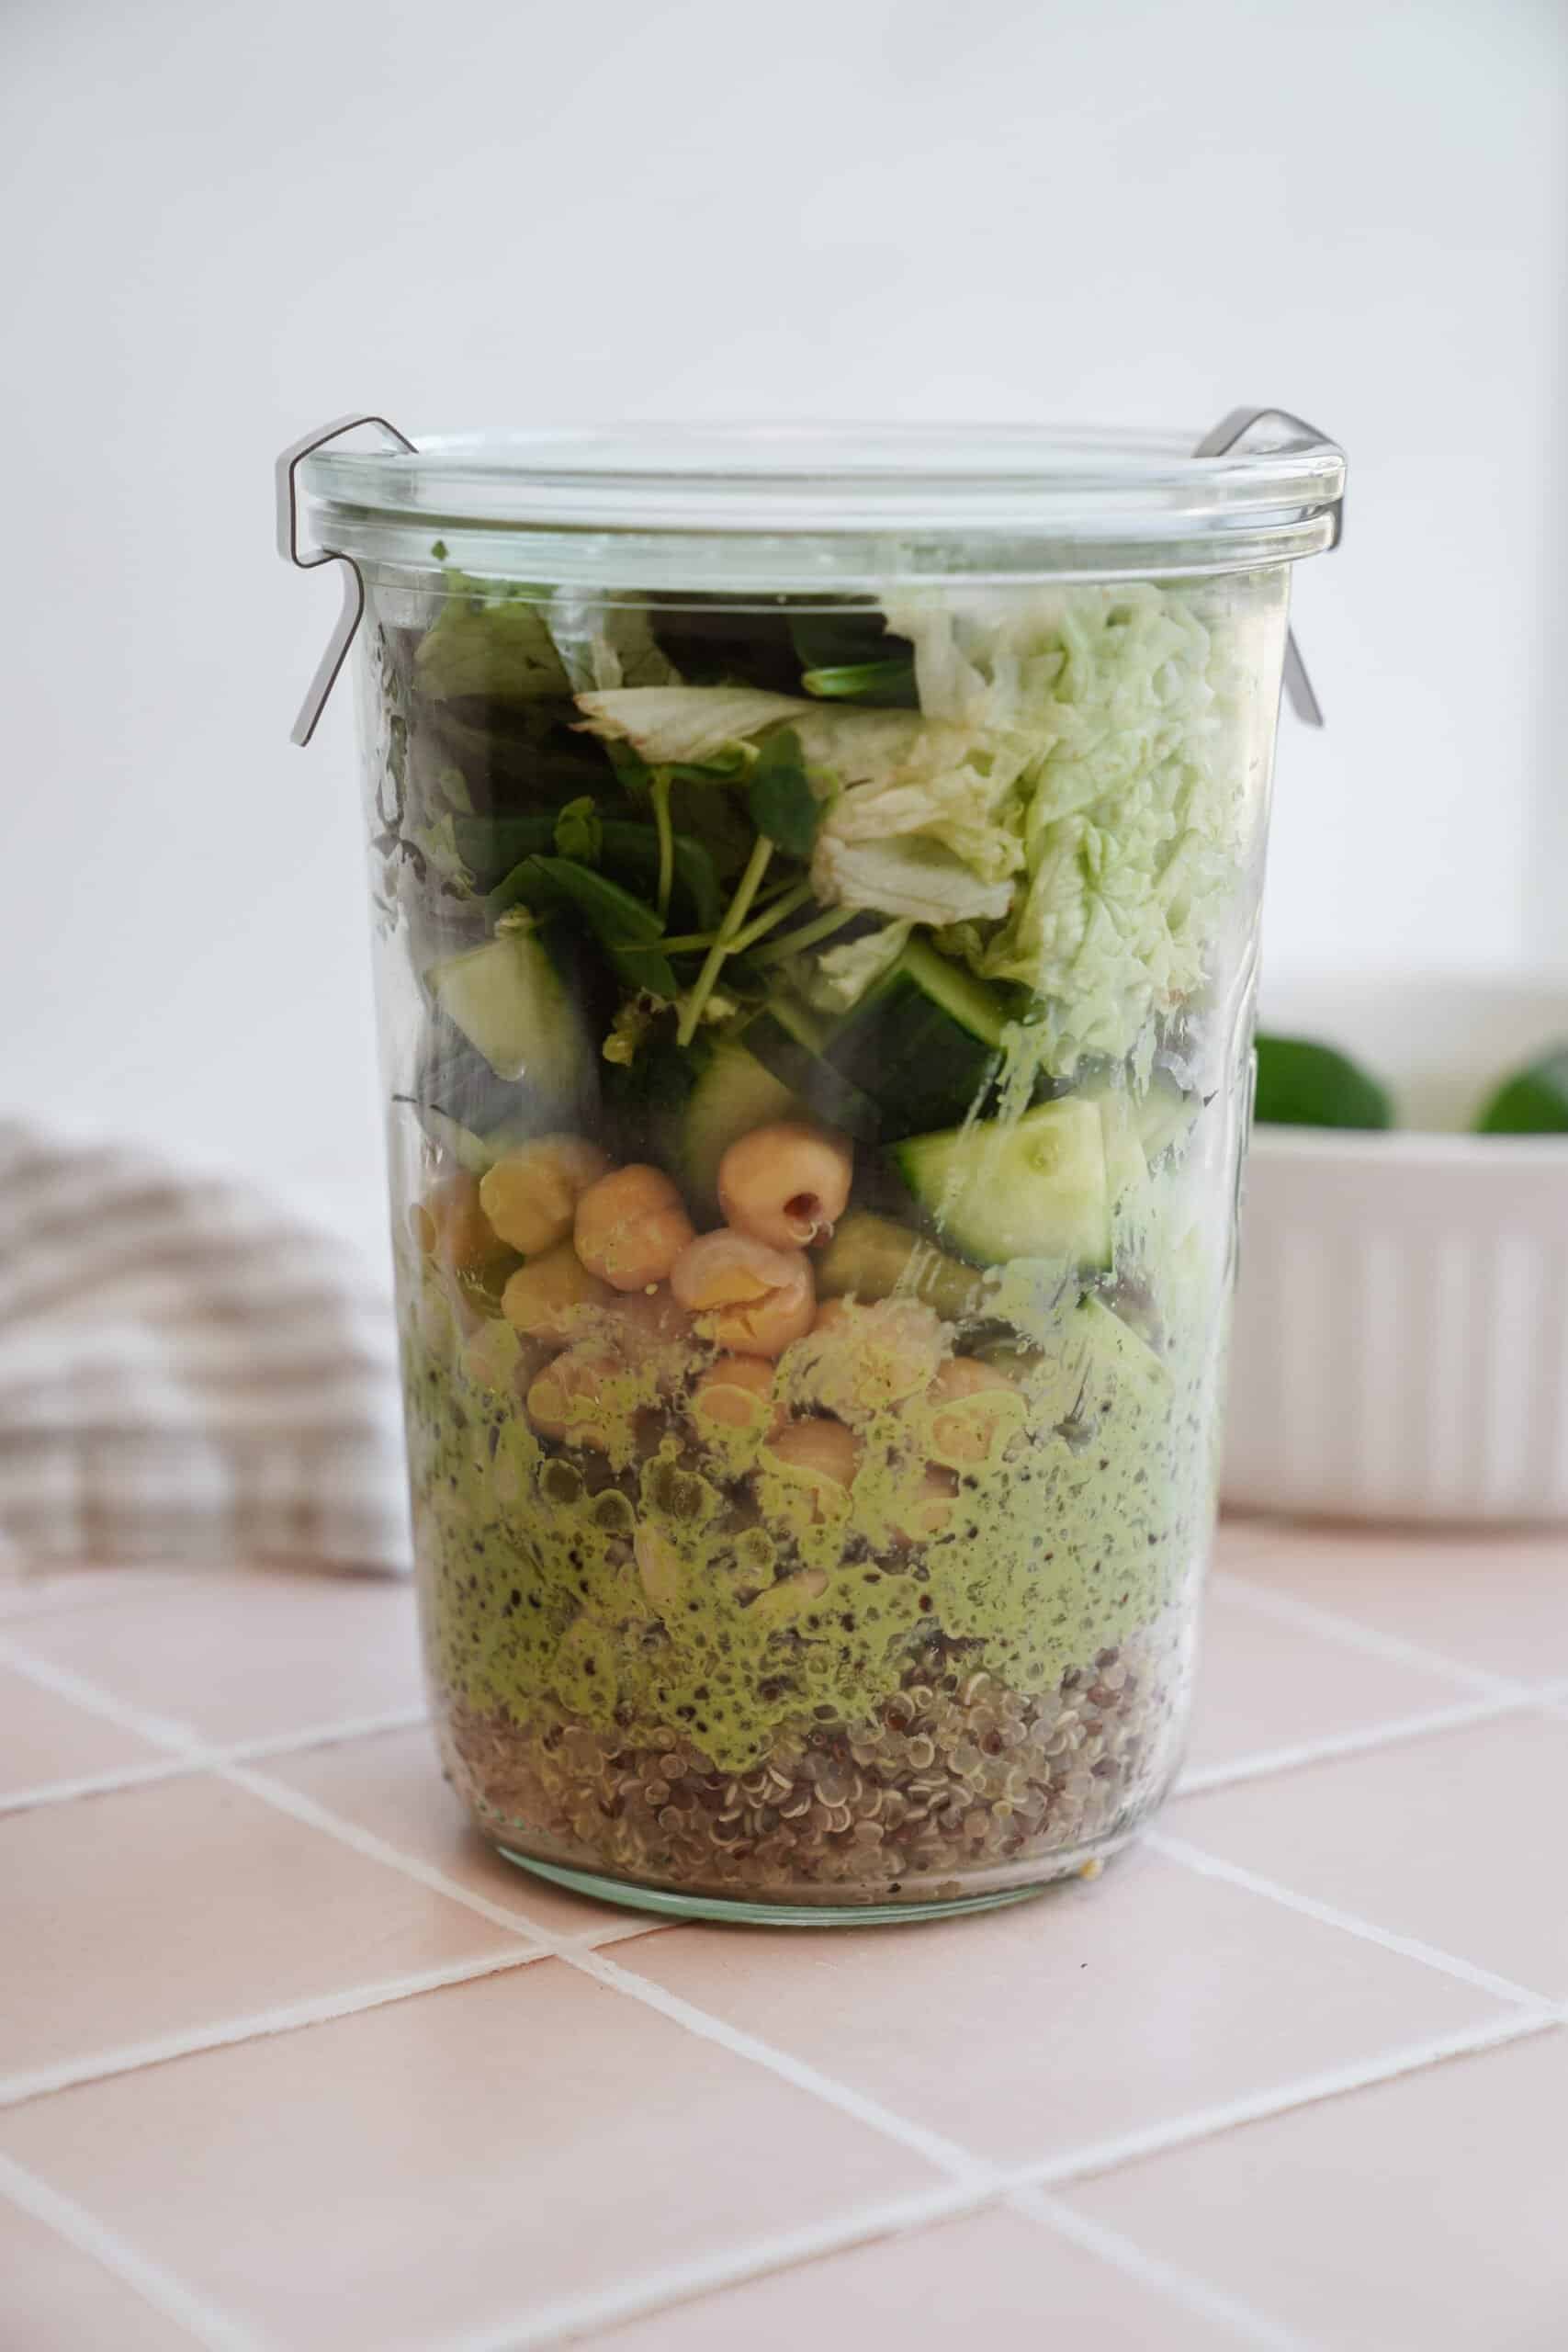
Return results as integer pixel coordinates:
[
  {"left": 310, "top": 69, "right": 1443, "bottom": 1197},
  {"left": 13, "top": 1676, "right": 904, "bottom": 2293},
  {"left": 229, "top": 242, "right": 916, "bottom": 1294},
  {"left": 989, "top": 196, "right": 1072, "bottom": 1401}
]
[{"left": 372, "top": 567, "right": 1279, "bottom": 1905}]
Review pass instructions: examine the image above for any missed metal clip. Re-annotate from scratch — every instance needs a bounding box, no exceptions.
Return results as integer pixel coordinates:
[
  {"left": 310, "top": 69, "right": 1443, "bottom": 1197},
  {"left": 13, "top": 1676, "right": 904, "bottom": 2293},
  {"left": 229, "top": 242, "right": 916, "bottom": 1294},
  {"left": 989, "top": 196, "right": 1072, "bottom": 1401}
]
[
  {"left": 276, "top": 414, "right": 416, "bottom": 746},
  {"left": 1193, "top": 406, "right": 1342, "bottom": 729}
]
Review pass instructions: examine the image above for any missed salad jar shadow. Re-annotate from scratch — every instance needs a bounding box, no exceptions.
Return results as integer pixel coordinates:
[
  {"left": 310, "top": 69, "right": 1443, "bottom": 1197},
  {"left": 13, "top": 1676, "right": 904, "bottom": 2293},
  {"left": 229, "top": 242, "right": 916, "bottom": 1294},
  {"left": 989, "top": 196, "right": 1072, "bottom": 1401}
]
[{"left": 297, "top": 422, "right": 1344, "bottom": 1922}]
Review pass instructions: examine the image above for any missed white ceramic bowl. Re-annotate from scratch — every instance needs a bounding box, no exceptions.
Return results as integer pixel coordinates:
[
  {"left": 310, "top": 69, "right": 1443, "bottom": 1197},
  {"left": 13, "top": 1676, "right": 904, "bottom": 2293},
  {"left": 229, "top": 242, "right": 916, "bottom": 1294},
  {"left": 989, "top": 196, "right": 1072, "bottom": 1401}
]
[{"left": 1222, "top": 978, "right": 1568, "bottom": 1523}]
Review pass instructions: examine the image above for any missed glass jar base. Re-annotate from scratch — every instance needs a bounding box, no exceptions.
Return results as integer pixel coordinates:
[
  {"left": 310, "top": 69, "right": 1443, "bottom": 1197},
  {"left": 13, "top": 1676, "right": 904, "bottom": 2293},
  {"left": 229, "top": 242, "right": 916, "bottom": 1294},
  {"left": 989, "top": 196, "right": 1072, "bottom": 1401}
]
[{"left": 493, "top": 1826, "right": 1138, "bottom": 1928}]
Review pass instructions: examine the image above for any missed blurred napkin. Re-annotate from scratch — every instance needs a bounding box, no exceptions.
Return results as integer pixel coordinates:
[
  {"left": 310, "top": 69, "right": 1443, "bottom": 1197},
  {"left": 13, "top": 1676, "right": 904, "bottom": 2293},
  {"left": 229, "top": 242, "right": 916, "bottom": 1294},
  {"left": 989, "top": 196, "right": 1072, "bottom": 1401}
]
[{"left": 0, "top": 1126, "right": 410, "bottom": 1575}]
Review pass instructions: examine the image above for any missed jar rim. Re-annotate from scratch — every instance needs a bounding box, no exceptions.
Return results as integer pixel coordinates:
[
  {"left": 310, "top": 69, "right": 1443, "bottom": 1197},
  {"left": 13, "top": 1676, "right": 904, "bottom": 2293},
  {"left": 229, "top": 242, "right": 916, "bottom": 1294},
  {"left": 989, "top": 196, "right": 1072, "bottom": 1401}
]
[{"left": 301, "top": 420, "right": 1344, "bottom": 588}]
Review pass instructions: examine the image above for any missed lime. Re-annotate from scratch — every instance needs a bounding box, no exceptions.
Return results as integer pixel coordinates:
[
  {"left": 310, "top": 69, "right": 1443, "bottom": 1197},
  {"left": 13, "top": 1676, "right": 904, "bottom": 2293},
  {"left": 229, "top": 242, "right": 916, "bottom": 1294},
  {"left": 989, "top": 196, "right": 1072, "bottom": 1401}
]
[
  {"left": 1253, "top": 1035, "right": 1393, "bottom": 1131},
  {"left": 1473, "top": 1046, "right": 1568, "bottom": 1135}
]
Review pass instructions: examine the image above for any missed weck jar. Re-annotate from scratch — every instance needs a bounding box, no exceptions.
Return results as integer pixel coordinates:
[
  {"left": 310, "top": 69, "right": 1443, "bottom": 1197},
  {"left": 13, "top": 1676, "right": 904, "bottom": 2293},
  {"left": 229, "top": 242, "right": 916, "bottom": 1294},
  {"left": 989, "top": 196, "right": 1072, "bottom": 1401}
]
[{"left": 285, "top": 419, "right": 1345, "bottom": 1922}]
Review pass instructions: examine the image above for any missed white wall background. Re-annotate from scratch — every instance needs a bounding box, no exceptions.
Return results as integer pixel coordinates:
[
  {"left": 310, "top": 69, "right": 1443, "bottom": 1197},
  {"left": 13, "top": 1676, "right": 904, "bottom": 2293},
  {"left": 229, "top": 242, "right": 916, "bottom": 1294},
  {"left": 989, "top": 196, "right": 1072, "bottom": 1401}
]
[{"left": 3, "top": 0, "right": 1564, "bottom": 1241}]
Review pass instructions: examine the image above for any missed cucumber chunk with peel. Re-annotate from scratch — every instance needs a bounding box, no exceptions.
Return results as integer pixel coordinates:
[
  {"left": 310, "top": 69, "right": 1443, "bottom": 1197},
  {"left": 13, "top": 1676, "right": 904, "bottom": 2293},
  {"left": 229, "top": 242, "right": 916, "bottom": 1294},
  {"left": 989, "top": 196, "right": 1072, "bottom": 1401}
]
[
  {"left": 743, "top": 999, "right": 883, "bottom": 1140},
  {"left": 425, "top": 921, "right": 589, "bottom": 1113},
  {"left": 892, "top": 1097, "right": 1112, "bottom": 1272},
  {"left": 815, "top": 1211, "right": 991, "bottom": 1322},
  {"left": 825, "top": 937, "right": 1008, "bottom": 1136}
]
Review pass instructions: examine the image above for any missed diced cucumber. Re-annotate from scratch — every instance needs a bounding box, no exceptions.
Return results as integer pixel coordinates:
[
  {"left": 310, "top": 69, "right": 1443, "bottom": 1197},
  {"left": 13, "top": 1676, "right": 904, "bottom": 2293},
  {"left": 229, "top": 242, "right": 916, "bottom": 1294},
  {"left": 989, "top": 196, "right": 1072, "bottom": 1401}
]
[
  {"left": 891, "top": 1097, "right": 1112, "bottom": 1272},
  {"left": 743, "top": 999, "right": 883, "bottom": 1141},
  {"left": 1075, "top": 1075, "right": 1202, "bottom": 1219},
  {"left": 602, "top": 1030, "right": 699, "bottom": 1167},
  {"left": 400, "top": 1103, "right": 547, "bottom": 1176},
  {"left": 968, "top": 1293, "right": 1169, "bottom": 1424},
  {"left": 404, "top": 1021, "right": 563, "bottom": 1166},
  {"left": 1091, "top": 1087, "right": 1149, "bottom": 1216},
  {"left": 1138, "top": 1072, "right": 1203, "bottom": 1164},
  {"left": 815, "top": 1212, "right": 991, "bottom": 1323},
  {"left": 405, "top": 1104, "right": 494, "bottom": 1177},
  {"left": 425, "top": 920, "right": 589, "bottom": 1119},
  {"left": 1066, "top": 1295, "right": 1171, "bottom": 1418},
  {"left": 825, "top": 937, "right": 1007, "bottom": 1136},
  {"left": 677, "top": 1040, "right": 805, "bottom": 1216}
]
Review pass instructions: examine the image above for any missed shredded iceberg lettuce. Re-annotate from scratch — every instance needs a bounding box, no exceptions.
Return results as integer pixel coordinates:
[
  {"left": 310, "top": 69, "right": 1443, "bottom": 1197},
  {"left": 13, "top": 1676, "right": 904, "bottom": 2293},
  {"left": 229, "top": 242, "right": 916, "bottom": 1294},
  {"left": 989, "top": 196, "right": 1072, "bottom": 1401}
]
[
  {"left": 812, "top": 833, "right": 1012, "bottom": 926},
  {"left": 787, "top": 920, "right": 912, "bottom": 1014},
  {"left": 575, "top": 686, "right": 804, "bottom": 765},
  {"left": 886, "top": 584, "right": 1245, "bottom": 1065}
]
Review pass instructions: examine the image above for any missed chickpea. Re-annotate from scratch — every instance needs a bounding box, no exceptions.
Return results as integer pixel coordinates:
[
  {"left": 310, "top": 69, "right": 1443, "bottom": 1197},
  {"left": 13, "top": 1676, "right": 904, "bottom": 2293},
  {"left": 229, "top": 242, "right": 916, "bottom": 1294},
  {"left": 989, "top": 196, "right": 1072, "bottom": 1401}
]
[
  {"left": 927, "top": 1356, "right": 1022, "bottom": 1466},
  {"left": 692, "top": 1353, "right": 776, "bottom": 1432},
  {"left": 670, "top": 1230, "right": 816, "bottom": 1358},
  {"left": 748, "top": 1566, "right": 830, "bottom": 1626},
  {"left": 525, "top": 1346, "right": 623, "bottom": 1448},
  {"left": 634, "top": 1523, "right": 682, "bottom": 1615},
  {"left": 575, "top": 1164, "right": 695, "bottom": 1293},
  {"left": 604, "top": 1285, "right": 694, "bottom": 1362},
  {"left": 501, "top": 1242, "right": 614, "bottom": 1341},
  {"left": 410, "top": 1170, "right": 504, "bottom": 1280},
  {"left": 461, "top": 1317, "right": 536, "bottom": 1396},
  {"left": 478, "top": 1136, "right": 609, "bottom": 1258},
  {"left": 717, "top": 1121, "right": 853, "bottom": 1250},
  {"left": 762, "top": 1417, "right": 861, "bottom": 1521},
  {"left": 891, "top": 1464, "right": 960, "bottom": 1545},
  {"left": 794, "top": 1297, "right": 945, "bottom": 1419}
]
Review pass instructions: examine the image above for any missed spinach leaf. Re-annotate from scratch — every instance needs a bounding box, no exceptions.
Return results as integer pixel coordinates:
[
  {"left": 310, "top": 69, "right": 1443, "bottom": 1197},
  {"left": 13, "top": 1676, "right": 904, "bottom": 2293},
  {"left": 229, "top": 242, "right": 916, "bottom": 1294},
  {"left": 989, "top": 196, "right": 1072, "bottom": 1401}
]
[
  {"left": 467, "top": 817, "right": 720, "bottom": 932},
  {"left": 748, "top": 728, "right": 833, "bottom": 859},
  {"left": 487, "top": 854, "right": 679, "bottom": 998},
  {"left": 553, "top": 797, "right": 603, "bottom": 865},
  {"left": 452, "top": 814, "right": 556, "bottom": 887}
]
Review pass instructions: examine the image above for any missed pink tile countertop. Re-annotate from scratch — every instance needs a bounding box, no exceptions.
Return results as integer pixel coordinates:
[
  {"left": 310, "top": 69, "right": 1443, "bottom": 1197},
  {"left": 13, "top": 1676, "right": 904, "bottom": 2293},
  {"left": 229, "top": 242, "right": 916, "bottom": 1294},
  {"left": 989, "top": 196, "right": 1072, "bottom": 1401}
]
[{"left": 3, "top": 1520, "right": 1566, "bottom": 2351}]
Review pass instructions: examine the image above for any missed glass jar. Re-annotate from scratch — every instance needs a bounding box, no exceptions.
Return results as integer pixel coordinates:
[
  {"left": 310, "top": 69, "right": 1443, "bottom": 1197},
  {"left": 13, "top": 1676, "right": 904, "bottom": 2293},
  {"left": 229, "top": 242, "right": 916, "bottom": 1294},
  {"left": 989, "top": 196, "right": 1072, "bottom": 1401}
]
[{"left": 295, "top": 423, "right": 1344, "bottom": 1923}]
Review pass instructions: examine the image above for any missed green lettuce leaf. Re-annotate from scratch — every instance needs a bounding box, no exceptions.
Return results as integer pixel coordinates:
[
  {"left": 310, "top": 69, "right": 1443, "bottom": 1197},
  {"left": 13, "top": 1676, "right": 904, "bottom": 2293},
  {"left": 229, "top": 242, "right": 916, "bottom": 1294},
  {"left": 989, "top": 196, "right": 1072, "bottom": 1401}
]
[{"left": 413, "top": 576, "right": 569, "bottom": 703}]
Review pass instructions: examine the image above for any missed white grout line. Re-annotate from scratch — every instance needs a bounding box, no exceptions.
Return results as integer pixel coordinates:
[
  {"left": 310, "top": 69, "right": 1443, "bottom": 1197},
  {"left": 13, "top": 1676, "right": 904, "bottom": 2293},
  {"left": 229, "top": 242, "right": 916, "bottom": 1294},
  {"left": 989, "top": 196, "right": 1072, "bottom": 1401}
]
[
  {"left": 216, "top": 1761, "right": 572, "bottom": 1940},
  {"left": 570, "top": 1945, "right": 997, "bottom": 2188},
  {"left": 1015, "top": 2003, "right": 1564, "bottom": 2191},
  {"left": 0, "top": 1623, "right": 1326, "bottom": 2352},
  {"left": 1533, "top": 1678, "right": 1568, "bottom": 1724},
  {"left": 0, "top": 1706, "right": 434, "bottom": 1820},
  {"left": 0, "top": 1755, "right": 192, "bottom": 1817},
  {"left": 223, "top": 1704, "right": 430, "bottom": 1762},
  {"left": 0, "top": 1948, "right": 544, "bottom": 2110},
  {"left": 0, "top": 2150, "right": 270, "bottom": 2352},
  {"left": 1208, "top": 1572, "right": 1529, "bottom": 1701},
  {"left": 1009, "top": 2185, "right": 1318, "bottom": 2351},
  {"left": 0, "top": 1571, "right": 210, "bottom": 1626},
  {"left": 435, "top": 2179, "right": 991, "bottom": 2352},
  {"left": 1147, "top": 1830, "right": 1554, "bottom": 2009},
  {"left": 1174, "top": 1688, "right": 1532, "bottom": 1798},
  {"left": 9, "top": 1618, "right": 1568, "bottom": 2352},
  {"left": 211, "top": 1763, "right": 659, "bottom": 1953},
  {"left": 0, "top": 1633, "right": 208, "bottom": 1753}
]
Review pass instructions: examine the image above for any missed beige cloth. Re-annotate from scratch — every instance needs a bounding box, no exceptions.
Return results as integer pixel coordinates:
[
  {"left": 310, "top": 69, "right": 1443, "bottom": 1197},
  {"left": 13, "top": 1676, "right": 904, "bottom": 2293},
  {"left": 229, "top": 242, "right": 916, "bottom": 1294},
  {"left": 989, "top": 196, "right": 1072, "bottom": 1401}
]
[{"left": 0, "top": 1126, "right": 410, "bottom": 1574}]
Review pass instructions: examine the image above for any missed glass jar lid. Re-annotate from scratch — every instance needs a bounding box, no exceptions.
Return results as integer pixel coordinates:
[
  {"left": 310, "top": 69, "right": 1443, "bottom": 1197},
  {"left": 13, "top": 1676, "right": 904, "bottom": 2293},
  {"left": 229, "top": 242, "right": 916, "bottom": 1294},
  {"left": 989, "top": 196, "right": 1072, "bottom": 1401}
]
[{"left": 300, "top": 420, "right": 1344, "bottom": 592}]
